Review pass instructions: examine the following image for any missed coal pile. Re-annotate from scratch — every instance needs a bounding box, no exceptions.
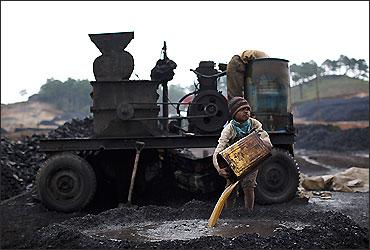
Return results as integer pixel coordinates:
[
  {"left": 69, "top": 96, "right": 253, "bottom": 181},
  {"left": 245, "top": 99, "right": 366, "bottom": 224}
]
[
  {"left": 295, "top": 124, "right": 369, "bottom": 152},
  {"left": 48, "top": 116, "right": 93, "bottom": 138},
  {"left": 294, "top": 96, "right": 369, "bottom": 121},
  {"left": 0, "top": 117, "right": 94, "bottom": 201},
  {"left": 0, "top": 135, "right": 46, "bottom": 200}
]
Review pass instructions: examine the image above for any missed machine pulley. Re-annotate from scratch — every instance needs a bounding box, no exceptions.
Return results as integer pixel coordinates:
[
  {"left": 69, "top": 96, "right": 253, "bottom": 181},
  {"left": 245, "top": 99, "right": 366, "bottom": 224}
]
[{"left": 187, "top": 90, "right": 228, "bottom": 133}]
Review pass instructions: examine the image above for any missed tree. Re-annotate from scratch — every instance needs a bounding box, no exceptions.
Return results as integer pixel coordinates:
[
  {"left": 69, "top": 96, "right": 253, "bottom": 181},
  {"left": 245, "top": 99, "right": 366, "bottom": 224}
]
[
  {"left": 37, "top": 78, "right": 92, "bottom": 117},
  {"left": 290, "top": 64, "right": 303, "bottom": 85},
  {"left": 321, "top": 59, "right": 338, "bottom": 75},
  {"left": 291, "top": 56, "right": 369, "bottom": 84},
  {"left": 290, "top": 60, "right": 319, "bottom": 85},
  {"left": 338, "top": 55, "right": 352, "bottom": 75},
  {"left": 354, "top": 59, "right": 369, "bottom": 80}
]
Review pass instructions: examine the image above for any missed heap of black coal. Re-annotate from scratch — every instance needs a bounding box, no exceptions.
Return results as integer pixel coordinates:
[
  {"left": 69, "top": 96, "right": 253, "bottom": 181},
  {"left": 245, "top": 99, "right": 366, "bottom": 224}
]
[
  {"left": 1, "top": 135, "right": 46, "bottom": 200},
  {"left": 0, "top": 117, "right": 94, "bottom": 201},
  {"left": 295, "top": 124, "right": 369, "bottom": 152},
  {"left": 48, "top": 116, "right": 93, "bottom": 139}
]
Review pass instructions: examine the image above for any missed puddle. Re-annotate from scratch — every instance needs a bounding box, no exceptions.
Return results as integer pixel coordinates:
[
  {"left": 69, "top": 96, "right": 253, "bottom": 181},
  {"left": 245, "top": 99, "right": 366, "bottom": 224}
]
[
  {"left": 298, "top": 154, "right": 343, "bottom": 174},
  {"left": 353, "top": 152, "right": 369, "bottom": 158},
  {"left": 84, "top": 219, "right": 310, "bottom": 242},
  {"left": 309, "top": 195, "right": 351, "bottom": 209}
]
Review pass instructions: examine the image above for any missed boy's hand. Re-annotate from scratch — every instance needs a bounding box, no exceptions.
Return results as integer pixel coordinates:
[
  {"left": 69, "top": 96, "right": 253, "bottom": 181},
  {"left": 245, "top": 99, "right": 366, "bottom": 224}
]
[
  {"left": 263, "top": 140, "right": 273, "bottom": 150},
  {"left": 218, "top": 168, "right": 231, "bottom": 179}
]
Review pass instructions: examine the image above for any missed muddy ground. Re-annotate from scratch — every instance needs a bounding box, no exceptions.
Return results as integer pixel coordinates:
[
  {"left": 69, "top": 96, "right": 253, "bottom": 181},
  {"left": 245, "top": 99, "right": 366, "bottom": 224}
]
[{"left": 1, "top": 150, "right": 368, "bottom": 249}]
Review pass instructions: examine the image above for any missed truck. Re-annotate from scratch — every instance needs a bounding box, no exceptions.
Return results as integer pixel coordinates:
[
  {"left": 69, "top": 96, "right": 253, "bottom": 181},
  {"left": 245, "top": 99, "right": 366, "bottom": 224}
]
[{"left": 36, "top": 31, "right": 300, "bottom": 212}]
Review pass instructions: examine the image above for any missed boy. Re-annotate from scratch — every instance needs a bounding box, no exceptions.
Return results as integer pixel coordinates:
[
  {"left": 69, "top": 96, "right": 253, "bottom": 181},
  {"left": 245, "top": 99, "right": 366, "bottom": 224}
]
[
  {"left": 212, "top": 96, "right": 272, "bottom": 212},
  {"left": 227, "top": 50, "right": 269, "bottom": 99}
]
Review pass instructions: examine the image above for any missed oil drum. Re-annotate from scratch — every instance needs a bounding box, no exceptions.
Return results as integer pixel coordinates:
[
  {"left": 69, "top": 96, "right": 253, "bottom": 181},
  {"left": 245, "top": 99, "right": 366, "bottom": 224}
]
[{"left": 245, "top": 58, "right": 292, "bottom": 131}]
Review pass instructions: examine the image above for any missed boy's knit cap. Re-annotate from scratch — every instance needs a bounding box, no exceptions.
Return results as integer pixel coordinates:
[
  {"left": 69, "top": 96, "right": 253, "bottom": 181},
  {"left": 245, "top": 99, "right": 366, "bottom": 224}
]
[{"left": 228, "top": 97, "right": 250, "bottom": 118}]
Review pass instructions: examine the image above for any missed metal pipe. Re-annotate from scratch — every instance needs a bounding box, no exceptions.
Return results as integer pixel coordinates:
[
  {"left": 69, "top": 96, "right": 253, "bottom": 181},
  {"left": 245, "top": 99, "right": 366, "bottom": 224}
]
[
  {"left": 162, "top": 82, "right": 169, "bottom": 134},
  {"left": 190, "top": 69, "right": 227, "bottom": 78}
]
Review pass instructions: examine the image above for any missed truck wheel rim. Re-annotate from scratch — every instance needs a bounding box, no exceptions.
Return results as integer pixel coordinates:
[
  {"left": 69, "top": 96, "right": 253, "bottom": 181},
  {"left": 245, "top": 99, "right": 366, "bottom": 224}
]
[
  {"left": 50, "top": 170, "right": 80, "bottom": 199},
  {"left": 264, "top": 163, "right": 286, "bottom": 190}
]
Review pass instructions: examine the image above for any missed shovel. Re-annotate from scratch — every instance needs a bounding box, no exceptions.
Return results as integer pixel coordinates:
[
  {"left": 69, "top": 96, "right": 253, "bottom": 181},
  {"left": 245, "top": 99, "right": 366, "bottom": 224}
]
[{"left": 126, "top": 141, "right": 145, "bottom": 205}]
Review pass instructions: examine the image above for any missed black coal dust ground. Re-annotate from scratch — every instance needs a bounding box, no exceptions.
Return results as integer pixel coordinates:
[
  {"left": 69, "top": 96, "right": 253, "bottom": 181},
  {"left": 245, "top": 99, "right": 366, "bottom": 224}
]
[
  {"left": 1, "top": 118, "right": 369, "bottom": 249},
  {"left": 18, "top": 197, "right": 370, "bottom": 249}
]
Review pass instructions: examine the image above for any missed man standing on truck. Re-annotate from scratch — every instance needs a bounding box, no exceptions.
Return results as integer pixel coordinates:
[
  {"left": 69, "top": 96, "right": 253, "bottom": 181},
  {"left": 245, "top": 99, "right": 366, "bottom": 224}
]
[
  {"left": 227, "top": 50, "right": 269, "bottom": 99},
  {"left": 212, "top": 96, "right": 272, "bottom": 213}
]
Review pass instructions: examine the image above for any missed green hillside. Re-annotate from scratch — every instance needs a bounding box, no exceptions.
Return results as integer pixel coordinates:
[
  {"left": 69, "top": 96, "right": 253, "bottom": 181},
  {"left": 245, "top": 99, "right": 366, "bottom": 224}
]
[{"left": 290, "top": 75, "right": 369, "bottom": 104}]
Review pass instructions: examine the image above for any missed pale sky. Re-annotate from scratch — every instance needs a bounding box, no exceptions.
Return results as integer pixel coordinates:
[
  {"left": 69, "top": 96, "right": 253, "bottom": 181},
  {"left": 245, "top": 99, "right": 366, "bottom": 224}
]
[{"left": 1, "top": 1, "right": 369, "bottom": 104}]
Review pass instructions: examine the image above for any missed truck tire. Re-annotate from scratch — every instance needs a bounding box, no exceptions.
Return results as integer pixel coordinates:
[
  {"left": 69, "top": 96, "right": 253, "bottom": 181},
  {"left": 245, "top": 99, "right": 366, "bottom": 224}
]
[
  {"left": 36, "top": 153, "right": 97, "bottom": 212},
  {"left": 255, "top": 148, "right": 300, "bottom": 205}
]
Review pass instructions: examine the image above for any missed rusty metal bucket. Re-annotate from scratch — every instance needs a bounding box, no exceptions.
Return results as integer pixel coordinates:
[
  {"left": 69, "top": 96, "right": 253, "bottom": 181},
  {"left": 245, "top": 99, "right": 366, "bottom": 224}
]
[{"left": 217, "top": 131, "right": 271, "bottom": 180}]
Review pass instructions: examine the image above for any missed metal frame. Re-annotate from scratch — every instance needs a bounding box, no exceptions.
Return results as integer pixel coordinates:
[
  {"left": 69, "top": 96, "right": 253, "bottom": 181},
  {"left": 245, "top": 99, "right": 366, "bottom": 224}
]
[{"left": 39, "top": 131, "right": 294, "bottom": 153}]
